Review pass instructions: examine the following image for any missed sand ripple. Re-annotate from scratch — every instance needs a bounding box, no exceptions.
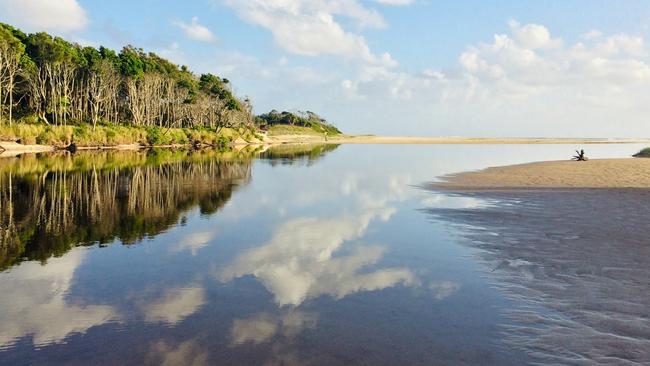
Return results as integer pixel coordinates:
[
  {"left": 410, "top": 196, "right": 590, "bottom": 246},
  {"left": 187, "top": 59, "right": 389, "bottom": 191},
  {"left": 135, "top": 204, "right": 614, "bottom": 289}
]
[{"left": 428, "top": 189, "right": 650, "bottom": 365}]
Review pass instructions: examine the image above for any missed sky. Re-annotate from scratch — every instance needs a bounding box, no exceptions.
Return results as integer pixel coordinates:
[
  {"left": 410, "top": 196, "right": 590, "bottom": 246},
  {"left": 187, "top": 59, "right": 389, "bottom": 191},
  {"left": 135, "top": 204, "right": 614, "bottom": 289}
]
[{"left": 2, "top": 0, "right": 650, "bottom": 137}]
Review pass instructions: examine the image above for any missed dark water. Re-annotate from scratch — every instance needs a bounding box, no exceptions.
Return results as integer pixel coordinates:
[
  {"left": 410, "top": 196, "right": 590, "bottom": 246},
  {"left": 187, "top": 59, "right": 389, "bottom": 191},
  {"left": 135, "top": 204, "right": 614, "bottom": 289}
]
[{"left": 0, "top": 143, "right": 646, "bottom": 365}]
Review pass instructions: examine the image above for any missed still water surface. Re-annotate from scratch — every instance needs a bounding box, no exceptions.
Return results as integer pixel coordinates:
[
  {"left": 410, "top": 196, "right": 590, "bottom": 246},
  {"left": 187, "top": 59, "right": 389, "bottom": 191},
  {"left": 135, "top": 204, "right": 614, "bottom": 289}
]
[{"left": 0, "top": 143, "right": 645, "bottom": 365}]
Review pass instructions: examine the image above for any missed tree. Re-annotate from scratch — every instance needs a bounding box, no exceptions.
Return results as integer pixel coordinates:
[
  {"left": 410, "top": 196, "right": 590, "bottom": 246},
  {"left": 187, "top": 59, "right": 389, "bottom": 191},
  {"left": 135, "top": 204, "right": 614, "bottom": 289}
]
[
  {"left": 0, "top": 25, "right": 25, "bottom": 125},
  {"left": 0, "top": 23, "right": 267, "bottom": 133}
]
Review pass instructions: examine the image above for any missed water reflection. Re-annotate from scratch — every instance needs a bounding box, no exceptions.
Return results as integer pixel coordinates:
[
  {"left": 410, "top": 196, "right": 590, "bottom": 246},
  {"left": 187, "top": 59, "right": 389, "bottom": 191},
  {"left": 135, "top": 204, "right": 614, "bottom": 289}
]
[
  {"left": 6, "top": 144, "right": 640, "bottom": 364},
  {"left": 142, "top": 286, "right": 206, "bottom": 325},
  {"left": 258, "top": 143, "right": 339, "bottom": 166},
  {"left": 0, "top": 248, "right": 116, "bottom": 349},
  {"left": 0, "top": 149, "right": 252, "bottom": 270},
  {"left": 231, "top": 310, "right": 318, "bottom": 346},
  {"left": 427, "top": 189, "right": 650, "bottom": 364},
  {"left": 147, "top": 339, "right": 209, "bottom": 366},
  {"left": 219, "top": 208, "right": 416, "bottom": 307}
]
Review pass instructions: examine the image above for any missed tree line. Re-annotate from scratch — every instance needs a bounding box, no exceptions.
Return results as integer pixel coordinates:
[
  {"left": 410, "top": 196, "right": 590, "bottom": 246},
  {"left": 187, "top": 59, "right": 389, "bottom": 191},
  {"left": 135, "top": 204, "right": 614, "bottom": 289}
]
[
  {"left": 0, "top": 23, "right": 252, "bottom": 130},
  {"left": 257, "top": 109, "right": 341, "bottom": 134}
]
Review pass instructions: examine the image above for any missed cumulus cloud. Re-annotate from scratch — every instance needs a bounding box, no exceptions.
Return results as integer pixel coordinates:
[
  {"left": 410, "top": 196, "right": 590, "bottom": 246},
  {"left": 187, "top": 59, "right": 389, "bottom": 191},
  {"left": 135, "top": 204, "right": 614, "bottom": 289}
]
[
  {"left": 0, "top": 0, "right": 88, "bottom": 32},
  {"left": 223, "top": 0, "right": 397, "bottom": 67},
  {"left": 173, "top": 17, "right": 218, "bottom": 43},
  {"left": 374, "top": 0, "right": 415, "bottom": 5},
  {"left": 334, "top": 21, "right": 650, "bottom": 136}
]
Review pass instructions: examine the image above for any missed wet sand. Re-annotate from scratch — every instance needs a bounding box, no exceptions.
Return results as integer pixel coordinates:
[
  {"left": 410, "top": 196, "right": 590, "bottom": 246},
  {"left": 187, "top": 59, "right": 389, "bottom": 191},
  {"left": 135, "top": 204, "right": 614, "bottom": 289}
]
[
  {"left": 426, "top": 189, "right": 650, "bottom": 364},
  {"left": 433, "top": 158, "right": 650, "bottom": 189}
]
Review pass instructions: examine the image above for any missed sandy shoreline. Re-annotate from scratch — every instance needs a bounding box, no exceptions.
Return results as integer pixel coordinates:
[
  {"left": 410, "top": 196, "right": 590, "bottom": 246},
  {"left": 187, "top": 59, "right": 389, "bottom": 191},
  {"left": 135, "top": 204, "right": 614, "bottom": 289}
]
[
  {"left": 433, "top": 158, "right": 650, "bottom": 190},
  {"left": 2, "top": 135, "right": 650, "bottom": 157},
  {"left": 269, "top": 135, "right": 650, "bottom": 145}
]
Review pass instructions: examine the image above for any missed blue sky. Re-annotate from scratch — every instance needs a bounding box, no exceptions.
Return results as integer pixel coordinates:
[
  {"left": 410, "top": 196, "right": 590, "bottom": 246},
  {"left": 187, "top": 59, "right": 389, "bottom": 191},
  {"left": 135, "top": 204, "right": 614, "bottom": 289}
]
[{"left": 3, "top": 0, "right": 650, "bottom": 137}]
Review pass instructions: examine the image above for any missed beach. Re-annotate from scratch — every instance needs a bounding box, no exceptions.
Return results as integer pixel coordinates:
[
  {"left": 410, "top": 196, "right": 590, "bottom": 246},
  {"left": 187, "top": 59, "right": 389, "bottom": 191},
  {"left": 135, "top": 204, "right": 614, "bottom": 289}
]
[
  {"left": 426, "top": 155, "right": 650, "bottom": 363},
  {"left": 433, "top": 158, "right": 650, "bottom": 189}
]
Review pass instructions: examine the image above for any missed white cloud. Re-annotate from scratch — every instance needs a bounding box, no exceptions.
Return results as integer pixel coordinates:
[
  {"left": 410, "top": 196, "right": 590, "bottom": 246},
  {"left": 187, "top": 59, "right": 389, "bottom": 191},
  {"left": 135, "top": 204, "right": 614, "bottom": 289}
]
[
  {"left": 173, "top": 17, "right": 218, "bottom": 43},
  {"left": 374, "top": 0, "right": 415, "bottom": 5},
  {"left": 0, "top": 0, "right": 88, "bottom": 32},
  {"left": 332, "top": 21, "right": 650, "bottom": 136},
  {"left": 223, "top": 0, "right": 397, "bottom": 67},
  {"left": 0, "top": 249, "right": 117, "bottom": 347}
]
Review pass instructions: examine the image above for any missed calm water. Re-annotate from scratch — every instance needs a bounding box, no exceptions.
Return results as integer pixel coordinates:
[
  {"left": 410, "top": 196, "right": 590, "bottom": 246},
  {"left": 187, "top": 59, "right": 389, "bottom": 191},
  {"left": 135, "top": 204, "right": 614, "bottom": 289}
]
[{"left": 0, "top": 143, "right": 646, "bottom": 365}]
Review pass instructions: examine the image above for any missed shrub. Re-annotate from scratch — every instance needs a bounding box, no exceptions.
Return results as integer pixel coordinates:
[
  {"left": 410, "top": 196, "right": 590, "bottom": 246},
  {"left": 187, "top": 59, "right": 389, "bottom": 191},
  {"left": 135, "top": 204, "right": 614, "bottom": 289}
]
[{"left": 634, "top": 147, "right": 650, "bottom": 158}]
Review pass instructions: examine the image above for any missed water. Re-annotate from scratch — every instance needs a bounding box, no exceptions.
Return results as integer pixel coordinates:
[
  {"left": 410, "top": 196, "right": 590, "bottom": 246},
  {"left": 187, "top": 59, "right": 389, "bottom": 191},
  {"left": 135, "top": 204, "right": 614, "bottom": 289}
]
[{"left": 0, "top": 143, "right": 645, "bottom": 365}]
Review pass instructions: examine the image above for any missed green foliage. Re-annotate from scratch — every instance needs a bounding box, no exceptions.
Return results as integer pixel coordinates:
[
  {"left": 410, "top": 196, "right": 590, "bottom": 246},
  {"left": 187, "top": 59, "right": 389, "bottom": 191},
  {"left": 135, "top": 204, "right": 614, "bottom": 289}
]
[
  {"left": 258, "top": 110, "right": 341, "bottom": 135},
  {"left": 634, "top": 147, "right": 650, "bottom": 157},
  {"left": 0, "top": 22, "right": 341, "bottom": 141},
  {"left": 199, "top": 73, "right": 241, "bottom": 111}
]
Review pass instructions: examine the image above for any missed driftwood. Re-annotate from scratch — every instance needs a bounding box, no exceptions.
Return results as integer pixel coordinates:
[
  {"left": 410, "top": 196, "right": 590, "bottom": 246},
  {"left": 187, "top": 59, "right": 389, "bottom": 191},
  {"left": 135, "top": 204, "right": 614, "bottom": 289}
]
[
  {"left": 65, "top": 143, "right": 78, "bottom": 153},
  {"left": 572, "top": 149, "right": 588, "bottom": 161}
]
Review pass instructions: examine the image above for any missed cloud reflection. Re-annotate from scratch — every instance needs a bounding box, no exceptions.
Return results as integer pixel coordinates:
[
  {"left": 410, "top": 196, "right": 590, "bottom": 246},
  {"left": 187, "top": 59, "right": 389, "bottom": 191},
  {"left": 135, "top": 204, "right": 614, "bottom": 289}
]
[
  {"left": 219, "top": 208, "right": 416, "bottom": 306},
  {"left": 170, "top": 232, "right": 214, "bottom": 256},
  {"left": 0, "top": 249, "right": 116, "bottom": 347},
  {"left": 147, "top": 339, "right": 208, "bottom": 366},
  {"left": 230, "top": 311, "right": 318, "bottom": 345},
  {"left": 142, "top": 286, "right": 206, "bottom": 325}
]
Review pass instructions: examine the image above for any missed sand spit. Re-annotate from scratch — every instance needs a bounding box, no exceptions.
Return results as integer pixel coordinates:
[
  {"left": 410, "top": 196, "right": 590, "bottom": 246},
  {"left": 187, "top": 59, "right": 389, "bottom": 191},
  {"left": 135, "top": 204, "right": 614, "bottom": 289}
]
[{"left": 433, "top": 158, "right": 650, "bottom": 189}]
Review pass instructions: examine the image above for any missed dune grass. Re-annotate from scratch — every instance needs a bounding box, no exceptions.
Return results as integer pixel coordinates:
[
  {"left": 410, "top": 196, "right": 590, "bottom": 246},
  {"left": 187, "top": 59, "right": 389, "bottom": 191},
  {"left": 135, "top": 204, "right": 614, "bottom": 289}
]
[
  {"left": 0, "top": 119, "right": 243, "bottom": 148},
  {"left": 267, "top": 125, "right": 339, "bottom": 137}
]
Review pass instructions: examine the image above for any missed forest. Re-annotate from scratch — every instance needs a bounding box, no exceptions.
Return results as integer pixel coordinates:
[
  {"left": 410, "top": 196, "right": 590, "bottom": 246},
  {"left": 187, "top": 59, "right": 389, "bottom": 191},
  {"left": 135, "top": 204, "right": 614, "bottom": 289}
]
[{"left": 0, "top": 23, "right": 339, "bottom": 146}]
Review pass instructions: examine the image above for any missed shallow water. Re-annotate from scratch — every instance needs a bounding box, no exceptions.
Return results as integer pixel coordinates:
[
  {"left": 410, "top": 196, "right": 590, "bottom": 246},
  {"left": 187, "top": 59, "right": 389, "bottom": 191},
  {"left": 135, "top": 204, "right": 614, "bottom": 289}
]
[{"left": 0, "top": 143, "right": 646, "bottom": 365}]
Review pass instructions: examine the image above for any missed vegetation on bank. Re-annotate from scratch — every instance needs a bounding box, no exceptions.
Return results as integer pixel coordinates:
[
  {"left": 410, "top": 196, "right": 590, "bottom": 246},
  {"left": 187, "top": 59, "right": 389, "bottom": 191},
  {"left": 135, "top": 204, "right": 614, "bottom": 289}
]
[
  {"left": 634, "top": 147, "right": 650, "bottom": 158},
  {"left": 0, "top": 119, "right": 266, "bottom": 147},
  {"left": 0, "top": 23, "right": 341, "bottom": 146},
  {"left": 257, "top": 110, "right": 341, "bottom": 135}
]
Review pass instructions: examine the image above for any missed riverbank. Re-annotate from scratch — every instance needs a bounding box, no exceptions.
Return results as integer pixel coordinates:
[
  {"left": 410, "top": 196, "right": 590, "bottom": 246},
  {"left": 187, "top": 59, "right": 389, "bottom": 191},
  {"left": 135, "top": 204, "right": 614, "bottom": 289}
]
[
  {"left": 3, "top": 122, "right": 650, "bottom": 156},
  {"left": 432, "top": 158, "right": 650, "bottom": 190}
]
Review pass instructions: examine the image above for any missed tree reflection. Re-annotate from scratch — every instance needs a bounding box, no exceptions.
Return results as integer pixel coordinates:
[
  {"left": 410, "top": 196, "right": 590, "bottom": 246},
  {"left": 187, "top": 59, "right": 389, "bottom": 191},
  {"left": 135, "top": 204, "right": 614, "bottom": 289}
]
[
  {"left": 0, "top": 149, "right": 252, "bottom": 270},
  {"left": 258, "top": 143, "right": 339, "bottom": 166}
]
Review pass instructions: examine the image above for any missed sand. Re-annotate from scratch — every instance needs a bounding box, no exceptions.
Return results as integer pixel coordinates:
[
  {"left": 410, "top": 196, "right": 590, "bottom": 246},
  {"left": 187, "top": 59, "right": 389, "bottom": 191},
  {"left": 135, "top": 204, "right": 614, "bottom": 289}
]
[
  {"left": 266, "top": 135, "right": 650, "bottom": 145},
  {"left": 433, "top": 158, "right": 650, "bottom": 189}
]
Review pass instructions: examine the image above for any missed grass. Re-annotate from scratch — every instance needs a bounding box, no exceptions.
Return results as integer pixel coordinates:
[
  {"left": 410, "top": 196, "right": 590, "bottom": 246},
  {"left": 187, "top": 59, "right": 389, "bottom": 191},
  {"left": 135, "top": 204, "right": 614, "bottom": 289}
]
[
  {"left": 267, "top": 125, "right": 339, "bottom": 137},
  {"left": 634, "top": 147, "right": 650, "bottom": 157},
  {"left": 0, "top": 117, "right": 342, "bottom": 148},
  {"left": 0, "top": 119, "right": 248, "bottom": 148}
]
